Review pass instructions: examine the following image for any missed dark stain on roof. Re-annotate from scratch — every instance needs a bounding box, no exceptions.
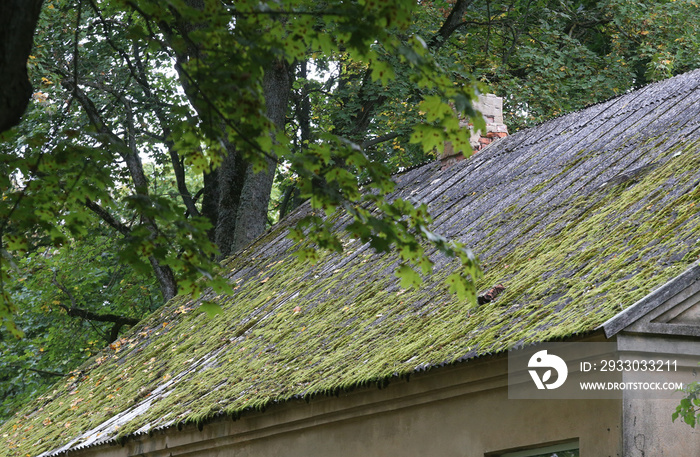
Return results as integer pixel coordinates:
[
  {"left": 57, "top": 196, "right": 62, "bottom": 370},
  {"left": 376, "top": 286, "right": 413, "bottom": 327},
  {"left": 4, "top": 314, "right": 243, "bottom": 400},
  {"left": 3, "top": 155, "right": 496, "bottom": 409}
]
[{"left": 4, "top": 70, "right": 700, "bottom": 456}]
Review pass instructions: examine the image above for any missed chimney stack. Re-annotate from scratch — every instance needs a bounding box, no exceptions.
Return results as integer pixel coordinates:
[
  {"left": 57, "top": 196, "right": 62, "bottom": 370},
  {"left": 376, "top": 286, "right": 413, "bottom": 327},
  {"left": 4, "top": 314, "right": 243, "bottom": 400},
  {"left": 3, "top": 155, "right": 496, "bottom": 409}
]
[{"left": 440, "top": 94, "right": 508, "bottom": 168}]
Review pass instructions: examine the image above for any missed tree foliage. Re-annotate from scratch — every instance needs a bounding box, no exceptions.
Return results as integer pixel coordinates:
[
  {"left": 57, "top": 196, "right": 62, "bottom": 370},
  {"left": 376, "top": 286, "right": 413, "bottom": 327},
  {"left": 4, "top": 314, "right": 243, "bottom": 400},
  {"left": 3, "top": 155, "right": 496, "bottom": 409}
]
[
  {"left": 424, "top": 0, "right": 700, "bottom": 129},
  {"left": 674, "top": 378, "right": 700, "bottom": 428},
  {"left": 0, "top": 1, "right": 494, "bottom": 422},
  {"left": 0, "top": 221, "right": 160, "bottom": 420},
  {"left": 2, "top": 0, "right": 491, "bottom": 337}
]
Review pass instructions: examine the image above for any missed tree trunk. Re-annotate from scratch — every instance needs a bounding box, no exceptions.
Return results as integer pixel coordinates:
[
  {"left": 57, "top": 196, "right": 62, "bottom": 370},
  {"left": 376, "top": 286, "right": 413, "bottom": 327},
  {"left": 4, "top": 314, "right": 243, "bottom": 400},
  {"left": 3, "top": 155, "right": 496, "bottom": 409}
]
[
  {"left": 215, "top": 60, "right": 291, "bottom": 257},
  {"left": 214, "top": 138, "right": 246, "bottom": 258},
  {"left": 0, "top": 0, "right": 44, "bottom": 133},
  {"left": 161, "top": 0, "right": 292, "bottom": 259},
  {"left": 201, "top": 167, "right": 220, "bottom": 243},
  {"left": 148, "top": 256, "right": 177, "bottom": 302}
]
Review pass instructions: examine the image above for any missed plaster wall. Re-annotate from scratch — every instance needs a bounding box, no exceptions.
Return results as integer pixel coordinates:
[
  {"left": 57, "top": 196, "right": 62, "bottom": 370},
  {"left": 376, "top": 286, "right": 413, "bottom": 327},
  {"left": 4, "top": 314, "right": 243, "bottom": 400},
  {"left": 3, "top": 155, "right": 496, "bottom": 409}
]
[
  {"left": 618, "top": 334, "right": 700, "bottom": 457},
  {"left": 67, "top": 351, "right": 622, "bottom": 457}
]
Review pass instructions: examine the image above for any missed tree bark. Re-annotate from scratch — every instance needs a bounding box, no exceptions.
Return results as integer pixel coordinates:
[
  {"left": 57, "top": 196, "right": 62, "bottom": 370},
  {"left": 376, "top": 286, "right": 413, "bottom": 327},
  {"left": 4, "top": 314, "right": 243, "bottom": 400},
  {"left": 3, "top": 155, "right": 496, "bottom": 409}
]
[
  {"left": 0, "top": 0, "right": 44, "bottom": 133},
  {"left": 214, "top": 138, "right": 247, "bottom": 258},
  {"left": 428, "top": 0, "right": 476, "bottom": 49},
  {"left": 233, "top": 60, "right": 290, "bottom": 252},
  {"left": 201, "top": 167, "right": 220, "bottom": 243},
  {"left": 216, "top": 60, "right": 291, "bottom": 257}
]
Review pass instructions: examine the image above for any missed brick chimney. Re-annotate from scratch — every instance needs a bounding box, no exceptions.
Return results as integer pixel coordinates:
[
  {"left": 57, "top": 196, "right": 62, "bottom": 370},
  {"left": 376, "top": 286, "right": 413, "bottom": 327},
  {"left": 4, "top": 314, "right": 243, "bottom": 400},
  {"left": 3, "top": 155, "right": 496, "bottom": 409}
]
[{"left": 440, "top": 94, "right": 508, "bottom": 168}]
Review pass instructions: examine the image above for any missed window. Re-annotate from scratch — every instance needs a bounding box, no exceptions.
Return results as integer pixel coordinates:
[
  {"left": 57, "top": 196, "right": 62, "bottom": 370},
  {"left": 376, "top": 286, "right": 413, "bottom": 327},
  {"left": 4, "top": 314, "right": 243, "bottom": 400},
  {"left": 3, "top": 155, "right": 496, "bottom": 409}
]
[{"left": 495, "top": 441, "right": 579, "bottom": 457}]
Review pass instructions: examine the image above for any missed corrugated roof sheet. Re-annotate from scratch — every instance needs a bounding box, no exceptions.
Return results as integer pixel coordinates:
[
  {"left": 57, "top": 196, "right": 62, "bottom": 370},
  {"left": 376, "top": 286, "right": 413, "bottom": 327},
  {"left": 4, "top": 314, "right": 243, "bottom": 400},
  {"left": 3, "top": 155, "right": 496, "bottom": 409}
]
[{"left": 3, "top": 70, "right": 700, "bottom": 456}]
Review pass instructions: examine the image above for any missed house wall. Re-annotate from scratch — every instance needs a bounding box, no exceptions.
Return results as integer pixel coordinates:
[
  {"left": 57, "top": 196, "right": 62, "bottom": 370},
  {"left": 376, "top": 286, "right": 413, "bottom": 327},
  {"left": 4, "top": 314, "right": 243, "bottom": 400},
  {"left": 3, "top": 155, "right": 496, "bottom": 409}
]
[
  {"left": 67, "top": 348, "right": 622, "bottom": 457},
  {"left": 618, "top": 334, "right": 700, "bottom": 457}
]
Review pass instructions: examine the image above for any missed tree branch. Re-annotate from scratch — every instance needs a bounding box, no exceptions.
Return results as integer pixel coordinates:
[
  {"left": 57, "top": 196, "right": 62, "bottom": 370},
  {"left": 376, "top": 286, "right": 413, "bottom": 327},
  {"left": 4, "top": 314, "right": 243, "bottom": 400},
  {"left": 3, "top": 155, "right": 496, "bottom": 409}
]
[
  {"left": 51, "top": 271, "right": 139, "bottom": 344},
  {"left": 127, "top": 1, "right": 281, "bottom": 166},
  {"left": 63, "top": 75, "right": 178, "bottom": 301},
  {"left": 361, "top": 131, "right": 401, "bottom": 149},
  {"left": 51, "top": 272, "right": 139, "bottom": 321},
  {"left": 7, "top": 364, "right": 67, "bottom": 377},
  {"left": 27, "top": 367, "right": 68, "bottom": 377},
  {"left": 61, "top": 79, "right": 121, "bottom": 144},
  {"left": 80, "top": 5, "right": 202, "bottom": 220},
  {"left": 428, "top": 0, "right": 476, "bottom": 49},
  {"left": 129, "top": 39, "right": 200, "bottom": 218},
  {"left": 84, "top": 198, "right": 131, "bottom": 235},
  {"left": 58, "top": 302, "right": 140, "bottom": 337},
  {"left": 71, "top": 0, "right": 82, "bottom": 101}
]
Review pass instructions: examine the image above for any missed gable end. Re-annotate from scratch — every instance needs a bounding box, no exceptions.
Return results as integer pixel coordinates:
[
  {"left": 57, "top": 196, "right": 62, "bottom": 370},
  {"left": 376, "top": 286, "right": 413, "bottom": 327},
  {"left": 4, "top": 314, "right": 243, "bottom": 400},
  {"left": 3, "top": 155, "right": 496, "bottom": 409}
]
[{"left": 601, "top": 262, "right": 700, "bottom": 338}]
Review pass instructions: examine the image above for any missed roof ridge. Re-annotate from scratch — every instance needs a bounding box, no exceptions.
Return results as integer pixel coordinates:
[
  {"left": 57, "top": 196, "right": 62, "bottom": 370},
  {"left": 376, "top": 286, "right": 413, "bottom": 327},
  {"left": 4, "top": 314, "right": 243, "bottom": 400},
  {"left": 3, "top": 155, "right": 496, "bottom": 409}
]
[{"left": 504, "top": 68, "right": 700, "bottom": 132}]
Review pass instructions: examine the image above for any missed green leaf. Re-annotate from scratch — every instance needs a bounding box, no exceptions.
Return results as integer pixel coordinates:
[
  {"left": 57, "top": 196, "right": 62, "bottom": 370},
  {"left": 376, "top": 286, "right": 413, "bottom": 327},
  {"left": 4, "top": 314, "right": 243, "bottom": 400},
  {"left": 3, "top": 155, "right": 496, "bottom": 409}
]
[
  {"left": 684, "top": 413, "right": 696, "bottom": 427},
  {"left": 199, "top": 301, "right": 224, "bottom": 318},
  {"left": 396, "top": 263, "right": 422, "bottom": 289},
  {"left": 409, "top": 124, "right": 446, "bottom": 154},
  {"left": 420, "top": 95, "right": 453, "bottom": 123},
  {"left": 4, "top": 235, "right": 28, "bottom": 252},
  {"left": 371, "top": 60, "right": 396, "bottom": 85},
  {"left": 446, "top": 272, "right": 477, "bottom": 304}
]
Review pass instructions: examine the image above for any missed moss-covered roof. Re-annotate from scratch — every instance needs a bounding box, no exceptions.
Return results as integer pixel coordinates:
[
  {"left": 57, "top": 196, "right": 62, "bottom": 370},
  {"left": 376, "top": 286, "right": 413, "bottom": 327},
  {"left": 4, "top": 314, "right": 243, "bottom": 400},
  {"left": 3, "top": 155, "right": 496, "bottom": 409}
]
[{"left": 4, "top": 70, "right": 700, "bottom": 456}]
